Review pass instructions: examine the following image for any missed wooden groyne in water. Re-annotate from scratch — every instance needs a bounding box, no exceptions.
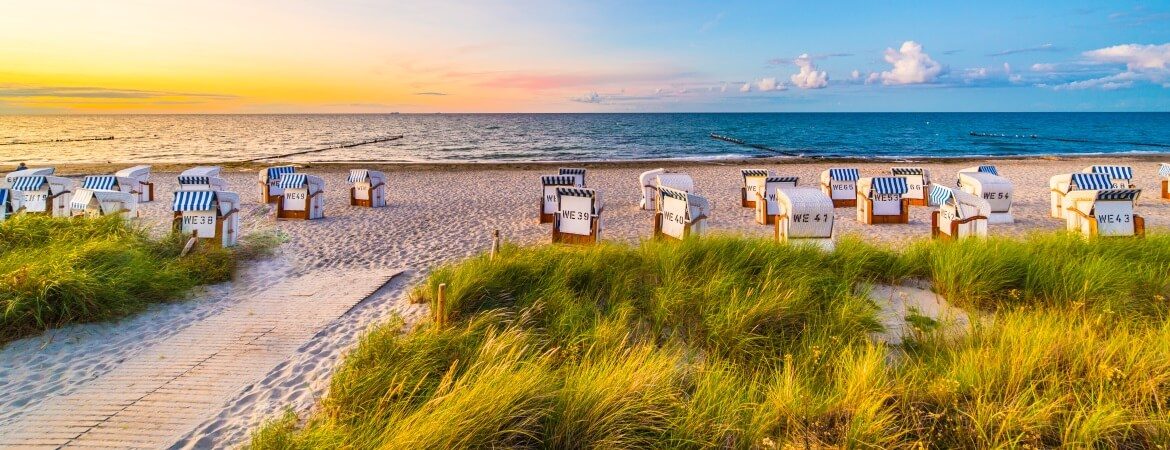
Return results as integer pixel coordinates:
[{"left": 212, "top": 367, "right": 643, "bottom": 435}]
[
  {"left": 242, "top": 135, "right": 404, "bottom": 162},
  {"left": 709, "top": 133, "right": 806, "bottom": 157},
  {"left": 0, "top": 136, "right": 116, "bottom": 146}
]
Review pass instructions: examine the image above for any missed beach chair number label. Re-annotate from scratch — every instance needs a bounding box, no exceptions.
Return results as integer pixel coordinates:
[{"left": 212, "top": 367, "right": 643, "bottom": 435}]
[
  {"left": 181, "top": 212, "right": 217, "bottom": 238},
  {"left": 559, "top": 195, "right": 593, "bottom": 236},
  {"left": 543, "top": 187, "right": 559, "bottom": 214},
  {"left": 983, "top": 192, "right": 1010, "bottom": 200},
  {"left": 873, "top": 193, "right": 900, "bottom": 202},
  {"left": 660, "top": 195, "right": 688, "bottom": 239},
  {"left": 283, "top": 191, "right": 307, "bottom": 211},
  {"left": 22, "top": 192, "right": 48, "bottom": 211},
  {"left": 355, "top": 185, "right": 370, "bottom": 200},
  {"left": 792, "top": 213, "right": 830, "bottom": 223},
  {"left": 1094, "top": 201, "right": 1134, "bottom": 236}
]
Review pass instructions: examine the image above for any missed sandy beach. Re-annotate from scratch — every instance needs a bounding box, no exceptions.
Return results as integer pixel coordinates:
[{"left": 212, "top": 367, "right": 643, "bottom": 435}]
[{"left": 2, "top": 155, "right": 1168, "bottom": 448}]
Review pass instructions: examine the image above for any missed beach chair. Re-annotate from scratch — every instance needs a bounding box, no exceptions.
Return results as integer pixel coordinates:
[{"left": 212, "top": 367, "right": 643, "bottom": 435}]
[
  {"left": 1049, "top": 173, "right": 1113, "bottom": 219},
  {"left": 820, "top": 168, "right": 859, "bottom": 207},
  {"left": 856, "top": 177, "right": 910, "bottom": 224},
  {"left": 740, "top": 168, "right": 773, "bottom": 207},
  {"left": 275, "top": 174, "right": 326, "bottom": 220},
  {"left": 70, "top": 188, "right": 137, "bottom": 219},
  {"left": 1161, "top": 163, "right": 1170, "bottom": 200},
  {"left": 654, "top": 186, "right": 710, "bottom": 240},
  {"left": 178, "top": 166, "right": 228, "bottom": 191},
  {"left": 114, "top": 165, "right": 154, "bottom": 202},
  {"left": 929, "top": 185, "right": 989, "bottom": 240},
  {"left": 957, "top": 166, "right": 1013, "bottom": 224},
  {"left": 259, "top": 166, "right": 296, "bottom": 203},
  {"left": 348, "top": 169, "right": 387, "bottom": 207},
  {"left": 2, "top": 167, "right": 55, "bottom": 189},
  {"left": 773, "top": 187, "right": 835, "bottom": 249},
  {"left": 82, "top": 175, "right": 140, "bottom": 198},
  {"left": 172, "top": 190, "right": 241, "bottom": 247},
  {"left": 1064, "top": 189, "right": 1144, "bottom": 238},
  {"left": 540, "top": 175, "right": 577, "bottom": 223},
  {"left": 552, "top": 187, "right": 603, "bottom": 244},
  {"left": 559, "top": 168, "right": 586, "bottom": 187},
  {"left": 0, "top": 188, "right": 22, "bottom": 221},
  {"left": 1084, "top": 165, "right": 1135, "bottom": 188},
  {"left": 891, "top": 167, "right": 931, "bottom": 206},
  {"left": 754, "top": 176, "right": 799, "bottom": 225},
  {"left": 638, "top": 168, "right": 666, "bottom": 210},
  {"left": 654, "top": 173, "right": 695, "bottom": 212},
  {"left": 9, "top": 176, "right": 73, "bottom": 217}
]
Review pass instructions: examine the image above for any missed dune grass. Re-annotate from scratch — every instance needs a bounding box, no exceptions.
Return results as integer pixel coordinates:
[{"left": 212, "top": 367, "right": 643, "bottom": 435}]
[
  {"left": 0, "top": 214, "right": 278, "bottom": 344},
  {"left": 251, "top": 234, "right": 1170, "bottom": 449}
]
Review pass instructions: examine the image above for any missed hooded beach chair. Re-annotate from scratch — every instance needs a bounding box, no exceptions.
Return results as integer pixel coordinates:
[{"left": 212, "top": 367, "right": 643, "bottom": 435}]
[
  {"left": 178, "top": 166, "right": 228, "bottom": 191},
  {"left": 348, "top": 169, "right": 387, "bottom": 207},
  {"left": 740, "top": 168, "right": 773, "bottom": 207},
  {"left": 654, "top": 173, "right": 696, "bottom": 213},
  {"left": 1049, "top": 173, "right": 1113, "bottom": 219},
  {"left": 114, "top": 165, "right": 153, "bottom": 202},
  {"left": 82, "top": 175, "right": 140, "bottom": 198},
  {"left": 654, "top": 186, "right": 710, "bottom": 240},
  {"left": 1084, "top": 165, "right": 1135, "bottom": 188},
  {"left": 957, "top": 166, "right": 1013, "bottom": 224},
  {"left": 773, "top": 187, "right": 835, "bottom": 249},
  {"left": 540, "top": 175, "right": 578, "bottom": 223},
  {"left": 820, "top": 168, "right": 860, "bottom": 207},
  {"left": 754, "top": 176, "right": 799, "bottom": 225},
  {"left": 856, "top": 176, "right": 910, "bottom": 224},
  {"left": 71, "top": 188, "right": 137, "bottom": 219},
  {"left": 1161, "top": 163, "right": 1170, "bottom": 200},
  {"left": 638, "top": 168, "right": 666, "bottom": 211},
  {"left": 559, "top": 168, "right": 586, "bottom": 188},
  {"left": 0, "top": 188, "right": 22, "bottom": 221},
  {"left": 9, "top": 176, "right": 73, "bottom": 217},
  {"left": 1064, "top": 189, "right": 1144, "bottom": 238},
  {"left": 172, "top": 190, "right": 241, "bottom": 247},
  {"left": 3, "top": 167, "right": 55, "bottom": 189},
  {"left": 259, "top": 166, "right": 296, "bottom": 203},
  {"left": 552, "top": 187, "right": 603, "bottom": 244},
  {"left": 891, "top": 167, "right": 931, "bottom": 206},
  {"left": 275, "top": 173, "right": 326, "bottom": 220},
  {"left": 929, "top": 185, "right": 989, "bottom": 240}
]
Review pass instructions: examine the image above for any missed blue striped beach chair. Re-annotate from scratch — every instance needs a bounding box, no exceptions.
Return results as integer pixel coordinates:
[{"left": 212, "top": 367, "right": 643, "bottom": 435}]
[
  {"left": 654, "top": 186, "right": 710, "bottom": 240},
  {"left": 891, "top": 167, "right": 931, "bottom": 206},
  {"left": 3, "top": 167, "right": 55, "bottom": 189},
  {"left": 929, "top": 185, "right": 990, "bottom": 240},
  {"left": 1064, "top": 188, "right": 1144, "bottom": 238},
  {"left": 856, "top": 176, "right": 910, "bottom": 224},
  {"left": 172, "top": 190, "right": 241, "bottom": 247},
  {"left": 1049, "top": 172, "right": 1113, "bottom": 219},
  {"left": 9, "top": 175, "right": 73, "bottom": 217},
  {"left": 1084, "top": 165, "right": 1135, "bottom": 188},
  {"left": 553, "top": 187, "right": 603, "bottom": 244},
  {"left": 820, "top": 168, "right": 860, "bottom": 207},
  {"left": 540, "top": 175, "right": 578, "bottom": 223},
  {"left": 259, "top": 166, "right": 296, "bottom": 203},
  {"left": 740, "top": 168, "right": 773, "bottom": 208},
  {"left": 70, "top": 188, "right": 137, "bottom": 219},
  {"left": 754, "top": 176, "right": 799, "bottom": 225},
  {"left": 348, "top": 169, "right": 387, "bottom": 208},
  {"left": 178, "top": 166, "right": 228, "bottom": 191},
  {"left": 275, "top": 173, "right": 326, "bottom": 220},
  {"left": 957, "top": 166, "right": 1013, "bottom": 224},
  {"left": 559, "top": 168, "right": 586, "bottom": 188}
]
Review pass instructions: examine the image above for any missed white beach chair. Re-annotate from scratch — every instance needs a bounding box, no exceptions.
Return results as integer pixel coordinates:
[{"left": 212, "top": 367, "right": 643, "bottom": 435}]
[
  {"left": 3, "top": 167, "right": 55, "bottom": 189},
  {"left": 172, "top": 190, "right": 240, "bottom": 247},
  {"left": 9, "top": 176, "right": 73, "bottom": 217},
  {"left": 540, "top": 175, "right": 578, "bottom": 223},
  {"left": 638, "top": 168, "right": 666, "bottom": 211},
  {"left": 856, "top": 176, "right": 910, "bottom": 225},
  {"left": 275, "top": 174, "right": 326, "bottom": 220},
  {"left": 655, "top": 186, "right": 710, "bottom": 240},
  {"left": 552, "top": 187, "right": 603, "bottom": 244},
  {"left": 891, "top": 167, "right": 931, "bottom": 206},
  {"left": 559, "top": 168, "right": 586, "bottom": 188},
  {"left": 0, "top": 188, "right": 23, "bottom": 221},
  {"left": 957, "top": 166, "right": 1013, "bottom": 224},
  {"left": 1049, "top": 172, "right": 1113, "bottom": 219},
  {"left": 654, "top": 173, "right": 696, "bottom": 213},
  {"left": 259, "top": 166, "right": 296, "bottom": 203},
  {"left": 1084, "top": 165, "right": 1135, "bottom": 188},
  {"left": 929, "top": 185, "right": 989, "bottom": 240},
  {"left": 348, "top": 169, "right": 387, "bottom": 208},
  {"left": 754, "top": 176, "right": 799, "bottom": 225},
  {"left": 774, "top": 187, "right": 835, "bottom": 250},
  {"left": 1161, "top": 163, "right": 1170, "bottom": 200},
  {"left": 178, "top": 166, "right": 228, "bottom": 191},
  {"left": 114, "top": 165, "right": 154, "bottom": 202},
  {"left": 820, "top": 168, "right": 859, "bottom": 207},
  {"left": 740, "top": 168, "right": 774, "bottom": 207},
  {"left": 1064, "top": 189, "right": 1144, "bottom": 238},
  {"left": 70, "top": 188, "right": 137, "bottom": 219}
]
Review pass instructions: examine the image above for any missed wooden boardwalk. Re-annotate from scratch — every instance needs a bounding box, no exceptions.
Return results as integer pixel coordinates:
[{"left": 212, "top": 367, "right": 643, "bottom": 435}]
[{"left": 0, "top": 269, "right": 400, "bottom": 449}]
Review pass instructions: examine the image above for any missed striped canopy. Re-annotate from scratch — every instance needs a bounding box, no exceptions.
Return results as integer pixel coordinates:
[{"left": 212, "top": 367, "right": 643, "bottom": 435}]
[
  {"left": 1069, "top": 173, "right": 1113, "bottom": 191},
  {"left": 556, "top": 187, "right": 596, "bottom": 198},
  {"left": 178, "top": 176, "right": 210, "bottom": 185},
  {"left": 541, "top": 175, "right": 576, "bottom": 186},
  {"left": 267, "top": 166, "right": 296, "bottom": 180},
  {"left": 741, "top": 169, "right": 769, "bottom": 179},
  {"left": 277, "top": 173, "right": 308, "bottom": 189},
  {"left": 870, "top": 177, "right": 909, "bottom": 195},
  {"left": 1089, "top": 165, "right": 1133, "bottom": 180},
  {"left": 1160, "top": 163, "right": 1170, "bottom": 178},
  {"left": 929, "top": 184, "right": 954, "bottom": 206},
  {"left": 891, "top": 167, "right": 925, "bottom": 176},
  {"left": 82, "top": 175, "right": 118, "bottom": 190},
  {"left": 766, "top": 176, "right": 799, "bottom": 184},
  {"left": 70, "top": 189, "right": 95, "bottom": 211},
  {"left": 828, "top": 168, "right": 860, "bottom": 181},
  {"left": 977, "top": 165, "right": 999, "bottom": 175},
  {"left": 172, "top": 190, "right": 217, "bottom": 211},
  {"left": 559, "top": 168, "right": 586, "bottom": 175},
  {"left": 1096, "top": 189, "right": 1140, "bottom": 201},
  {"left": 10, "top": 176, "right": 46, "bottom": 191},
  {"left": 348, "top": 169, "right": 370, "bottom": 183}
]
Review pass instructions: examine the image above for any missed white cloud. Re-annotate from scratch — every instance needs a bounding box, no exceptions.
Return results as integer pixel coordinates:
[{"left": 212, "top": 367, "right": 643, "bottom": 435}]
[
  {"left": 739, "top": 82, "right": 751, "bottom": 92},
  {"left": 755, "top": 77, "right": 786, "bottom": 91},
  {"left": 1032, "top": 63, "right": 1057, "bottom": 72},
  {"left": 1052, "top": 43, "right": 1170, "bottom": 90},
  {"left": 571, "top": 92, "right": 603, "bottom": 103},
  {"left": 875, "top": 41, "right": 945, "bottom": 85},
  {"left": 850, "top": 69, "right": 861, "bottom": 80},
  {"left": 789, "top": 53, "right": 829, "bottom": 89},
  {"left": 1003, "top": 63, "right": 1012, "bottom": 74},
  {"left": 963, "top": 67, "right": 989, "bottom": 81}
]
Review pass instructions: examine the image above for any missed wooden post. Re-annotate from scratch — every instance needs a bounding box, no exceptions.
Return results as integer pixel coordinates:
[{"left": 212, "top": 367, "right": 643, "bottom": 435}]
[
  {"left": 180, "top": 231, "right": 199, "bottom": 257},
  {"left": 490, "top": 229, "right": 500, "bottom": 260},
  {"left": 435, "top": 283, "right": 447, "bottom": 327}
]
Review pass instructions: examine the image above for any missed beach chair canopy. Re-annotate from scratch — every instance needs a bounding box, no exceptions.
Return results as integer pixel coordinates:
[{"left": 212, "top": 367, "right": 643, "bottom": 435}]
[
  {"left": 115, "top": 165, "right": 151, "bottom": 179},
  {"left": 827, "top": 168, "right": 860, "bottom": 181},
  {"left": 656, "top": 173, "right": 695, "bottom": 192},
  {"left": 969, "top": 165, "right": 999, "bottom": 175},
  {"left": 891, "top": 167, "right": 926, "bottom": 176},
  {"left": 180, "top": 166, "right": 222, "bottom": 178},
  {"left": 261, "top": 166, "right": 296, "bottom": 183},
  {"left": 558, "top": 168, "right": 586, "bottom": 187},
  {"left": 1087, "top": 165, "right": 1133, "bottom": 181},
  {"left": 541, "top": 175, "right": 577, "bottom": 187},
  {"left": 82, "top": 175, "right": 119, "bottom": 190},
  {"left": 1160, "top": 163, "right": 1170, "bottom": 178},
  {"left": 639, "top": 169, "right": 666, "bottom": 188},
  {"left": 1069, "top": 173, "right": 1114, "bottom": 191},
  {"left": 69, "top": 189, "right": 95, "bottom": 211},
  {"left": 172, "top": 190, "right": 218, "bottom": 212},
  {"left": 741, "top": 169, "right": 771, "bottom": 184},
  {"left": 277, "top": 173, "right": 325, "bottom": 190},
  {"left": 556, "top": 187, "right": 603, "bottom": 214},
  {"left": 865, "top": 177, "right": 910, "bottom": 196},
  {"left": 10, "top": 176, "right": 47, "bottom": 191},
  {"left": 767, "top": 176, "right": 799, "bottom": 185},
  {"left": 1094, "top": 189, "right": 1141, "bottom": 202},
  {"left": 4, "top": 168, "right": 55, "bottom": 184},
  {"left": 71, "top": 189, "right": 133, "bottom": 212},
  {"left": 660, "top": 187, "right": 711, "bottom": 221},
  {"left": 178, "top": 176, "right": 213, "bottom": 185}
]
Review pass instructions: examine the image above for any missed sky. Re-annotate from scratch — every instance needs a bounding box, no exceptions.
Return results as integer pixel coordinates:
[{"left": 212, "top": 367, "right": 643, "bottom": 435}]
[{"left": 1, "top": 0, "right": 1169, "bottom": 113}]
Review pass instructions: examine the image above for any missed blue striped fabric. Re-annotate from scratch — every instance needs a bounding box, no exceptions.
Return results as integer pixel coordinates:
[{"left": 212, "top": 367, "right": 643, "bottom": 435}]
[
  {"left": 828, "top": 168, "right": 860, "bottom": 181},
  {"left": 70, "top": 189, "right": 95, "bottom": 211},
  {"left": 871, "top": 177, "right": 909, "bottom": 195},
  {"left": 172, "top": 190, "right": 216, "bottom": 211},
  {"left": 1069, "top": 173, "right": 1113, "bottom": 191},
  {"left": 278, "top": 173, "right": 308, "bottom": 189},
  {"left": 891, "top": 167, "right": 924, "bottom": 176},
  {"left": 929, "top": 184, "right": 953, "bottom": 206},
  {"left": 1089, "top": 165, "right": 1133, "bottom": 181},
  {"left": 177, "top": 176, "right": 210, "bottom": 185},
  {"left": 1096, "top": 189, "right": 1141, "bottom": 201},
  {"left": 0, "top": 188, "right": 8, "bottom": 209},
  {"left": 267, "top": 166, "right": 296, "bottom": 180},
  {"left": 766, "top": 176, "right": 799, "bottom": 184},
  {"left": 10, "top": 176, "right": 46, "bottom": 191},
  {"left": 82, "top": 175, "right": 118, "bottom": 190},
  {"left": 559, "top": 168, "right": 586, "bottom": 176},
  {"left": 348, "top": 169, "right": 369, "bottom": 183},
  {"left": 541, "top": 175, "right": 576, "bottom": 186},
  {"left": 1161, "top": 163, "right": 1170, "bottom": 178},
  {"left": 978, "top": 165, "right": 999, "bottom": 175}
]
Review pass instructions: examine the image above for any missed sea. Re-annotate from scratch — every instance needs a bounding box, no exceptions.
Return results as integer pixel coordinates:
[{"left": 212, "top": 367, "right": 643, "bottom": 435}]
[{"left": 1, "top": 113, "right": 1168, "bottom": 165}]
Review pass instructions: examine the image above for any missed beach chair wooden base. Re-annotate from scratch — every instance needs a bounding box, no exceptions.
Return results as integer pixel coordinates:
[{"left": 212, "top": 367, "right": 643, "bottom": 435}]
[
  {"left": 906, "top": 187, "right": 930, "bottom": 207},
  {"left": 930, "top": 211, "right": 987, "bottom": 240},
  {"left": 755, "top": 206, "right": 776, "bottom": 225},
  {"left": 260, "top": 184, "right": 282, "bottom": 204},
  {"left": 830, "top": 199, "right": 856, "bottom": 208},
  {"left": 552, "top": 218, "right": 600, "bottom": 244},
  {"left": 858, "top": 198, "right": 910, "bottom": 225},
  {"left": 539, "top": 212, "right": 555, "bottom": 224},
  {"left": 276, "top": 192, "right": 323, "bottom": 220},
  {"left": 1163, "top": 180, "right": 1169, "bottom": 200},
  {"left": 740, "top": 188, "right": 755, "bottom": 208}
]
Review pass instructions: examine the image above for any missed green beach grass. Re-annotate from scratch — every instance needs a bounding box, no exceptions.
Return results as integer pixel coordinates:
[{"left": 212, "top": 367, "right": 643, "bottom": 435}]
[
  {"left": 0, "top": 214, "right": 277, "bottom": 344},
  {"left": 251, "top": 234, "right": 1170, "bottom": 448}
]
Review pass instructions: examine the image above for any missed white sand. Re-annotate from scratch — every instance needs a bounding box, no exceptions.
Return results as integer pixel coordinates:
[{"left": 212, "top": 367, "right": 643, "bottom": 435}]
[{"left": 1, "top": 157, "right": 1167, "bottom": 448}]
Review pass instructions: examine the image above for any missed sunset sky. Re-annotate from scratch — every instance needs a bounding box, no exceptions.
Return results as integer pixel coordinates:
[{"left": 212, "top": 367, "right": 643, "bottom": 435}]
[{"left": 2, "top": 0, "right": 1169, "bottom": 113}]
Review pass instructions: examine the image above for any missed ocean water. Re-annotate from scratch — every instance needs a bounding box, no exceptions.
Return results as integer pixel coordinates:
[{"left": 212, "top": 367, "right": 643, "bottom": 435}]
[{"left": 1, "top": 113, "right": 1168, "bottom": 164}]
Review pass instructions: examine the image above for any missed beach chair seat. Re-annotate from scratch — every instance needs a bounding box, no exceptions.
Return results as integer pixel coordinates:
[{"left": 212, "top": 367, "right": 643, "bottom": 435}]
[
  {"left": 552, "top": 187, "right": 603, "bottom": 244},
  {"left": 891, "top": 167, "right": 931, "bottom": 206},
  {"left": 654, "top": 186, "right": 710, "bottom": 240},
  {"left": 3, "top": 167, "right": 55, "bottom": 189},
  {"left": 740, "top": 168, "right": 774, "bottom": 207},
  {"left": 957, "top": 167, "right": 1013, "bottom": 224},
  {"left": 1050, "top": 173, "right": 1112, "bottom": 219},
  {"left": 1064, "top": 189, "right": 1144, "bottom": 238},
  {"left": 754, "top": 176, "right": 799, "bottom": 225},
  {"left": 172, "top": 190, "right": 241, "bottom": 247},
  {"left": 929, "top": 185, "right": 989, "bottom": 240},
  {"left": 638, "top": 168, "right": 666, "bottom": 210},
  {"left": 348, "top": 169, "right": 388, "bottom": 208},
  {"left": 820, "top": 168, "right": 859, "bottom": 207},
  {"left": 856, "top": 176, "right": 910, "bottom": 224},
  {"left": 259, "top": 166, "right": 296, "bottom": 203},
  {"left": 9, "top": 175, "right": 73, "bottom": 217},
  {"left": 540, "top": 175, "right": 578, "bottom": 223},
  {"left": 1161, "top": 163, "right": 1170, "bottom": 200},
  {"left": 654, "top": 173, "right": 696, "bottom": 212},
  {"left": 0, "top": 188, "right": 22, "bottom": 221},
  {"left": 1084, "top": 165, "right": 1135, "bottom": 189},
  {"left": 773, "top": 187, "right": 835, "bottom": 250},
  {"left": 275, "top": 174, "right": 326, "bottom": 220},
  {"left": 71, "top": 188, "right": 138, "bottom": 219},
  {"left": 114, "top": 165, "right": 154, "bottom": 202},
  {"left": 559, "top": 168, "right": 586, "bottom": 187}
]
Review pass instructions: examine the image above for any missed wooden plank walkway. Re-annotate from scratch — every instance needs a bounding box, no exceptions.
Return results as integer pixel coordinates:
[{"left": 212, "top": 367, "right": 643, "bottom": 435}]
[{"left": 0, "top": 269, "right": 401, "bottom": 449}]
